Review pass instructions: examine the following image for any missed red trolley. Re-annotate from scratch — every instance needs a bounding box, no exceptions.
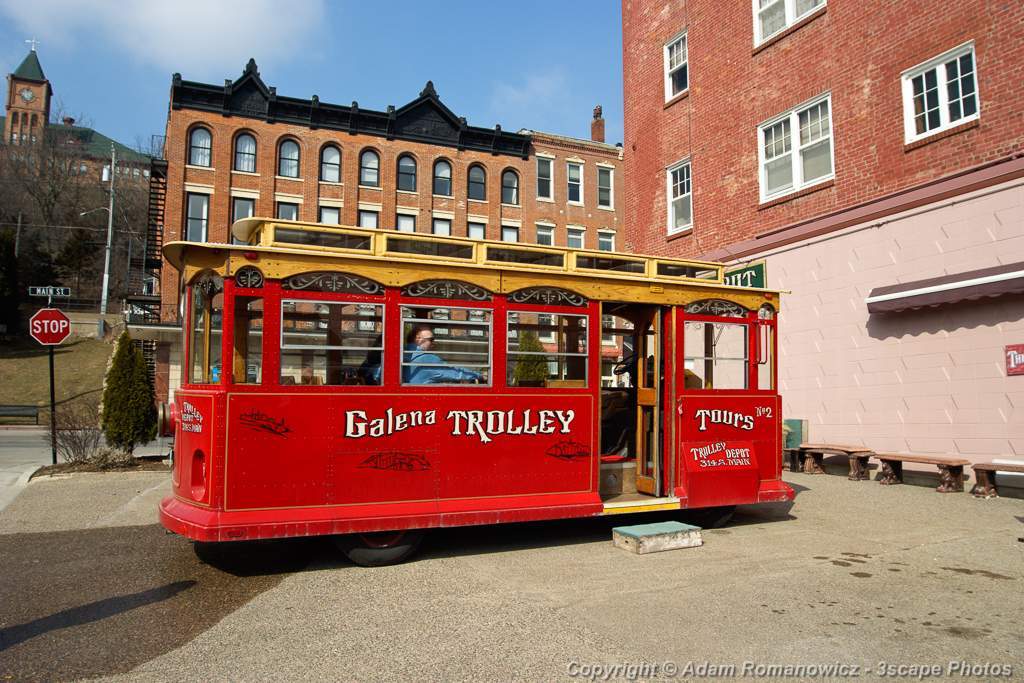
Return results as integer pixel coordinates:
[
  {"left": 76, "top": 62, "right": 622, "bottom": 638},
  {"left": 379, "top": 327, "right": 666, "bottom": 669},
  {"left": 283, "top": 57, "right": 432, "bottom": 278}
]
[{"left": 160, "top": 218, "right": 793, "bottom": 564}]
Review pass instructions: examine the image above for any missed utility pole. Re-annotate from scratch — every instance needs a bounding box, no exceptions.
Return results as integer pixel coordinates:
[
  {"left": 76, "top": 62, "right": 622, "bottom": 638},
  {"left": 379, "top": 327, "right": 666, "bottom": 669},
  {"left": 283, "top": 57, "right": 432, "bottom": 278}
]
[
  {"left": 100, "top": 144, "right": 115, "bottom": 317},
  {"left": 14, "top": 212, "right": 21, "bottom": 257}
]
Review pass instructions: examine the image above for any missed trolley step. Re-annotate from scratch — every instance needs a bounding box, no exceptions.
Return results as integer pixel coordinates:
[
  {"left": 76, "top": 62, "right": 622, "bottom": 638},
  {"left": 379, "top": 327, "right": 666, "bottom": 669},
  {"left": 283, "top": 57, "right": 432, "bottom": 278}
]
[{"left": 612, "top": 521, "right": 703, "bottom": 554}]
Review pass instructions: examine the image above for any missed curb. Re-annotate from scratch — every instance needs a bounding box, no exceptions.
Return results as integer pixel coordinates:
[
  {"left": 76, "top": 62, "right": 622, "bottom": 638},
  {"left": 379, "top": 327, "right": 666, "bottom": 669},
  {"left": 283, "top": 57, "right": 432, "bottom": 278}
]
[{"left": 16, "top": 465, "right": 44, "bottom": 486}]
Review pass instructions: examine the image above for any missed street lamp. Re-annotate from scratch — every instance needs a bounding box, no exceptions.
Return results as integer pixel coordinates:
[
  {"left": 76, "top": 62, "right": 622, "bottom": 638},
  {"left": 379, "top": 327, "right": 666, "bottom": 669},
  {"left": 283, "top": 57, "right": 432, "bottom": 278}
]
[{"left": 81, "top": 143, "right": 116, "bottom": 322}]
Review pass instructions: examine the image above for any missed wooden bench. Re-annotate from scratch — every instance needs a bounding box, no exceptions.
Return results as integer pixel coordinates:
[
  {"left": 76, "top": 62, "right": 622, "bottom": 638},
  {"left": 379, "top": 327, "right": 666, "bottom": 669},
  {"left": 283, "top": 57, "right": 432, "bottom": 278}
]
[
  {"left": 873, "top": 453, "right": 971, "bottom": 493},
  {"left": 0, "top": 405, "right": 39, "bottom": 425},
  {"left": 791, "top": 443, "right": 875, "bottom": 480},
  {"left": 970, "top": 462, "right": 1024, "bottom": 499}
]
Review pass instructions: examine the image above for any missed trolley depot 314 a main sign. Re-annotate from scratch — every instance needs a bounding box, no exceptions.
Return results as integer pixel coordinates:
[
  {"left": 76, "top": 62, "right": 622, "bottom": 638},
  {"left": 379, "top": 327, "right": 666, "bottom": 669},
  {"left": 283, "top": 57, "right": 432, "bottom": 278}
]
[{"left": 158, "top": 218, "right": 793, "bottom": 565}]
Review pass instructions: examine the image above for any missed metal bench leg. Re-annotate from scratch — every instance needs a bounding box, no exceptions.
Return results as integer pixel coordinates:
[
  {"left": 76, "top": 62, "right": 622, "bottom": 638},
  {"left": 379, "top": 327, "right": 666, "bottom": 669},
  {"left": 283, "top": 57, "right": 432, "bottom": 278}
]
[
  {"left": 970, "top": 470, "right": 998, "bottom": 498},
  {"left": 878, "top": 460, "right": 902, "bottom": 485},
  {"left": 848, "top": 455, "right": 869, "bottom": 481},
  {"left": 936, "top": 465, "right": 965, "bottom": 493}
]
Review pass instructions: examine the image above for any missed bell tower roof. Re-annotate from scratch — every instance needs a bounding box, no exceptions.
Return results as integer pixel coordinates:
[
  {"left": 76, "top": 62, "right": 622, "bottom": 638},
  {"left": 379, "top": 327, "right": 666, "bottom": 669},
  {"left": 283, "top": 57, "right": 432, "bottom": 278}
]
[{"left": 12, "top": 49, "right": 46, "bottom": 82}]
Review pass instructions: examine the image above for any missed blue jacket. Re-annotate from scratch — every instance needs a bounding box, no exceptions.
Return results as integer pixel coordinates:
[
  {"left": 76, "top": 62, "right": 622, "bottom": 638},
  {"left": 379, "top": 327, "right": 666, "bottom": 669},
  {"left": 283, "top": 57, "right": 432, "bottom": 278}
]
[{"left": 403, "top": 346, "right": 482, "bottom": 385}]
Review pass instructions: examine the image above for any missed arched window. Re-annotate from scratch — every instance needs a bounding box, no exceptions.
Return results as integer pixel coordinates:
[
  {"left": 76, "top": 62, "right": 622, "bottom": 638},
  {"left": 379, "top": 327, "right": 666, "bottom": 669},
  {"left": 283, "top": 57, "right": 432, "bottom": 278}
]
[
  {"left": 320, "top": 145, "right": 341, "bottom": 182},
  {"left": 433, "top": 159, "right": 452, "bottom": 196},
  {"left": 360, "top": 150, "right": 380, "bottom": 187},
  {"left": 278, "top": 140, "right": 300, "bottom": 178},
  {"left": 397, "top": 154, "right": 417, "bottom": 192},
  {"left": 501, "top": 169, "right": 519, "bottom": 205},
  {"left": 234, "top": 133, "right": 256, "bottom": 173},
  {"left": 188, "top": 127, "right": 212, "bottom": 167},
  {"left": 467, "top": 165, "right": 486, "bottom": 201}
]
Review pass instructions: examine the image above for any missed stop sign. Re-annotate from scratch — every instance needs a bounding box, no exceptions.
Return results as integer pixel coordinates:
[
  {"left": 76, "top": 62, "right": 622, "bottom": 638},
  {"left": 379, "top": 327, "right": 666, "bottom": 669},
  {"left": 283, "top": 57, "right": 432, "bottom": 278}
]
[{"left": 29, "top": 308, "right": 72, "bottom": 345}]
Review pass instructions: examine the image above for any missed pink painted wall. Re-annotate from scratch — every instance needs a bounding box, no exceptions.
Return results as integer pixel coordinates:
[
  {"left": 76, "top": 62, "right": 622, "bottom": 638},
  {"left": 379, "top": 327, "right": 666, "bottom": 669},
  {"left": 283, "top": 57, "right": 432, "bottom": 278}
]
[{"left": 761, "top": 179, "right": 1024, "bottom": 461}]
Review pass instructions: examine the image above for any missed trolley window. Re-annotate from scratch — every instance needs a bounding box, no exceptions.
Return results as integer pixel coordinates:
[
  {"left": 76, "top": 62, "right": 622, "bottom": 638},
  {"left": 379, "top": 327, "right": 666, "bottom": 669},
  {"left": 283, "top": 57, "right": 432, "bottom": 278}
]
[
  {"left": 683, "top": 320, "right": 748, "bottom": 390},
  {"left": 507, "top": 312, "right": 588, "bottom": 388},
  {"left": 232, "top": 297, "right": 263, "bottom": 384},
  {"left": 188, "top": 276, "right": 223, "bottom": 384},
  {"left": 757, "top": 305, "right": 775, "bottom": 391},
  {"left": 401, "top": 306, "right": 491, "bottom": 385},
  {"left": 280, "top": 300, "right": 384, "bottom": 385}
]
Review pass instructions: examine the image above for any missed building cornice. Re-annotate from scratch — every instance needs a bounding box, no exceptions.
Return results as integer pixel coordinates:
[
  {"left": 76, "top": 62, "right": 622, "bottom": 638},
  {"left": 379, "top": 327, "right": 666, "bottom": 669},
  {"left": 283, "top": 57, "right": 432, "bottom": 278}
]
[{"left": 171, "top": 59, "right": 531, "bottom": 160}]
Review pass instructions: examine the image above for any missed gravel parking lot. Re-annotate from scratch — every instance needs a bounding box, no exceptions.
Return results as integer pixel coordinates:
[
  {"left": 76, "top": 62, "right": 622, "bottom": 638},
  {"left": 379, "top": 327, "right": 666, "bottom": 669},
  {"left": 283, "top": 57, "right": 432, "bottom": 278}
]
[{"left": 1, "top": 470, "right": 1022, "bottom": 681}]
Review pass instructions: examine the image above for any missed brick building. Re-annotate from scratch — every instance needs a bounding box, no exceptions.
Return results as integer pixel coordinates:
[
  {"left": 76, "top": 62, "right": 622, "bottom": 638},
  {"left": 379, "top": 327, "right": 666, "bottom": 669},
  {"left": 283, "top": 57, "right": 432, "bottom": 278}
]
[
  {"left": 143, "top": 59, "right": 623, "bottom": 401},
  {"left": 622, "top": 1, "right": 1024, "bottom": 462}
]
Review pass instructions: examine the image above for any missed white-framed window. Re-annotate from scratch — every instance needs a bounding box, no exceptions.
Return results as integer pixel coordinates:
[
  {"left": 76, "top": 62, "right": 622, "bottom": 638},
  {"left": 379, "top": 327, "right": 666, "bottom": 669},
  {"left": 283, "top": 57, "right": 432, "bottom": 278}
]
[
  {"left": 758, "top": 94, "right": 833, "bottom": 203},
  {"left": 501, "top": 170, "right": 519, "bottom": 205},
  {"left": 432, "top": 218, "right": 452, "bottom": 236},
  {"left": 320, "top": 145, "right": 341, "bottom": 182},
  {"left": 901, "top": 42, "right": 979, "bottom": 144},
  {"left": 667, "top": 159, "right": 692, "bottom": 234},
  {"left": 185, "top": 193, "right": 209, "bottom": 242},
  {"left": 535, "top": 224, "right": 554, "bottom": 246},
  {"left": 278, "top": 140, "right": 300, "bottom": 178},
  {"left": 597, "top": 167, "right": 613, "bottom": 209},
  {"left": 397, "top": 154, "right": 417, "bottom": 192},
  {"left": 234, "top": 134, "right": 257, "bottom": 173},
  {"left": 567, "top": 162, "right": 583, "bottom": 204},
  {"left": 397, "top": 214, "right": 416, "bottom": 232},
  {"left": 319, "top": 206, "right": 340, "bottom": 224},
  {"left": 664, "top": 32, "right": 688, "bottom": 101},
  {"left": 188, "top": 128, "right": 212, "bottom": 167},
  {"left": 276, "top": 202, "right": 299, "bottom": 221},
  {"left": 753, "top": 0, "right": 824, "bottom": 46},
  {"left": 501, "top": 225, "right": 519, "bottom": 242},
  {"left": 433, "top": 160, "right": 452, "bottom": 196},
  {"left": 537, "top": 157, "right": 553, "bottom": 200},
  {"left": 359, "top": 150, "right": 380, "bottom": 187},
  {"left": 232, "top": 197, "right": 255, "bottom": 243},
  {"left": 467, "top": 221, "right": 486, "bottom": 239},
  {"left": 598, "top": 231, "right": 615, "bottom": 252},
  {"left": 567, "top": 227, "right": 585, "bottom": 249},
  {"left": 358, "top": 210, "right": 379, "bottom": 229}
]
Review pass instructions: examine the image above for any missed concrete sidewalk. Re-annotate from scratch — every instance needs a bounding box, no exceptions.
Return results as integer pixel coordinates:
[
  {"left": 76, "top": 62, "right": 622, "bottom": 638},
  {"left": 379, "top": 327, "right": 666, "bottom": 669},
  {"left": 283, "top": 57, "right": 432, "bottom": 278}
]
[{"left": 0, "top": 427, "right": 171, "bottom": 513}]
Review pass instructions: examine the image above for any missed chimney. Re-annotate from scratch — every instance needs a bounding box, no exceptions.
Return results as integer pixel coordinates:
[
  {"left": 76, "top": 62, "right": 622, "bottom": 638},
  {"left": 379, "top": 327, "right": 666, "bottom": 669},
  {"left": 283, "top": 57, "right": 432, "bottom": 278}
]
[
  {"left": 591, "top": 105, "right": 605, "bottom": 143},
  {"left": 62, "top": 117, "right": 75, "bottom": 127}
]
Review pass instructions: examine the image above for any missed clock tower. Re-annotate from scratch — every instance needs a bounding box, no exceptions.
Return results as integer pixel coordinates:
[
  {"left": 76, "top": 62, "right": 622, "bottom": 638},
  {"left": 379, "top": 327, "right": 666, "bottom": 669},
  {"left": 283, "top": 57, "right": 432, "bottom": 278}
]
[{"left": 5, "top": 45, "right": 52, "bottom": 145}]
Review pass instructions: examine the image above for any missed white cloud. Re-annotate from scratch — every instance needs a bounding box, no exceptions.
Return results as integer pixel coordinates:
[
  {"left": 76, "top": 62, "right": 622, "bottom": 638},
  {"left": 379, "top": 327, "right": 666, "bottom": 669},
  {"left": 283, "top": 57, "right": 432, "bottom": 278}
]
[
  {"left": 488, "top": 68, "right": 575, "bottom": 132},
  {"left": 0, "top": 0, "right": 327, "bottom": 78}
]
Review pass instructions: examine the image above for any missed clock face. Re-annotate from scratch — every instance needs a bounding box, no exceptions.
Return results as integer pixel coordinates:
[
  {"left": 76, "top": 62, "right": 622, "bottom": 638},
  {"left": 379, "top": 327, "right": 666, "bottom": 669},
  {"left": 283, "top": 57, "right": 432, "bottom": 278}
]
[{"left": 19, "top": 88, "right": 35, "bottom": 103}]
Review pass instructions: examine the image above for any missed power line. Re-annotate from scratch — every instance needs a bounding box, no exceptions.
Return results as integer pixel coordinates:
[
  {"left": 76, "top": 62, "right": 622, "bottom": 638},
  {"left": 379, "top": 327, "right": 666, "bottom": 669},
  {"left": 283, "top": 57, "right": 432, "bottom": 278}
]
[{"left": 0, "top": 221, "right": 143, "bottom": 234}]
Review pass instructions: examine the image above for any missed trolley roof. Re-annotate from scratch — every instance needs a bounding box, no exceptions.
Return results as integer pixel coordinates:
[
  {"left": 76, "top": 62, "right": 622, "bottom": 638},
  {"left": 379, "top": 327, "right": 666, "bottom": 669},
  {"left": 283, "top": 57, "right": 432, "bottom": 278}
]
[{"left": 164, "top": 218, "right": 782, "bottom": 307}]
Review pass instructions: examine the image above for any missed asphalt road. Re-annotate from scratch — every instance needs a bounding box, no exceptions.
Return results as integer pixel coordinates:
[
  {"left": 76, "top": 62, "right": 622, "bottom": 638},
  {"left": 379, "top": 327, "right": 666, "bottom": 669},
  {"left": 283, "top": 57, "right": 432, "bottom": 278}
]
[{"left": 1, "top": 470, "right": 1022, "bottom": 682}]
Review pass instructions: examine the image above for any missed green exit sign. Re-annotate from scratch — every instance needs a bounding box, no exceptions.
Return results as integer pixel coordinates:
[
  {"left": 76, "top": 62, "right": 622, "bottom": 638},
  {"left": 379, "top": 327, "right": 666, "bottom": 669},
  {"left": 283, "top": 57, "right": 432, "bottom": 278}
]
[{"left": 723, "top": 261, "right": 766, "bottom": 288}]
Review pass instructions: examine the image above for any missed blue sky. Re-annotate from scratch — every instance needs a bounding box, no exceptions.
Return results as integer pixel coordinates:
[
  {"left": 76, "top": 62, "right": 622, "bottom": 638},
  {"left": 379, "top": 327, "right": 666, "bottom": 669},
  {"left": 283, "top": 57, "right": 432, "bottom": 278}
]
[{"left": 0, "top": 0, "right": 624, "bottom": 152}]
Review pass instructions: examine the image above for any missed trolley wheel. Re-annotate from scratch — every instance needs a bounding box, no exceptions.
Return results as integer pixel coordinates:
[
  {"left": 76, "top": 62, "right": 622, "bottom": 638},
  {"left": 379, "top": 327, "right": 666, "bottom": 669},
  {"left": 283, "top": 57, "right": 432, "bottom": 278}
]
[
  {"left": 335, "top": 529, "right": 425, "bottom": 567},
  {"left": 682, "top": 505, "right": 736, "bottom": 529}
]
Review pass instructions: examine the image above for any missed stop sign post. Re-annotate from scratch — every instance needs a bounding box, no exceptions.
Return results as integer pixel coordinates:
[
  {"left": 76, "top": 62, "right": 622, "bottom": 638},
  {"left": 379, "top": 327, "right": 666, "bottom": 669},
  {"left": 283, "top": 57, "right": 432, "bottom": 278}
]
[{"left": 29, "top": 308, "right": 72, "bottom": 465}]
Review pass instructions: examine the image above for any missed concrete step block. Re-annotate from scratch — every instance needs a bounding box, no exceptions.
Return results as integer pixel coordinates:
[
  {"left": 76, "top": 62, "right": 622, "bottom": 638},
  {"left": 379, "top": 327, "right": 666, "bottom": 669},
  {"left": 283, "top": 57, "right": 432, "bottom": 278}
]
[{"left": 612, "top": 521, "right": 703, "bottom": 555}]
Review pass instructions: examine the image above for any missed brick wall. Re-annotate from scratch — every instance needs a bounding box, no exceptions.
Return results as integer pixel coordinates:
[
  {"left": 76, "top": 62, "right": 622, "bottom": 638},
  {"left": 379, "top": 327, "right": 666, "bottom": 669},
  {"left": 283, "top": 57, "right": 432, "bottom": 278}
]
[
  {"left": 159, "top": 106, "right": 623, "bottom": 319},
  {"left": 622, "top": 0, "right": 1024, "bottom": 258}
]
